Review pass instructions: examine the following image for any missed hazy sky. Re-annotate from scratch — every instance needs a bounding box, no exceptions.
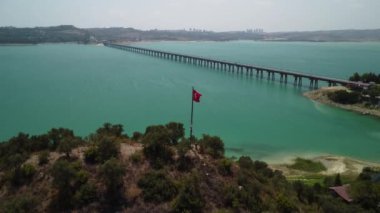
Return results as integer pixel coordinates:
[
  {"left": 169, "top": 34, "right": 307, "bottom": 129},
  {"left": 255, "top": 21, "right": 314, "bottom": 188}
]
[{"left": 1, "top": 0, "right": 380, "bottom": 32}]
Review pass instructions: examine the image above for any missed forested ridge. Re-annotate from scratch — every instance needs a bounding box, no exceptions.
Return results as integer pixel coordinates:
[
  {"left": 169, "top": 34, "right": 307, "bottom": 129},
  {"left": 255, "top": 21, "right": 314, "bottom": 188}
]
[{"left": 0, "top": 122, "right": 379, "bottom": 212}]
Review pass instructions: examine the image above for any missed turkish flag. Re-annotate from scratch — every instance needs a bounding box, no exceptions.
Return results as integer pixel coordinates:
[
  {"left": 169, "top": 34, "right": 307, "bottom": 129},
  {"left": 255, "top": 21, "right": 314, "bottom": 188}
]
[{"left": 192, "top": 89, "right": 202, "bottom": 102}]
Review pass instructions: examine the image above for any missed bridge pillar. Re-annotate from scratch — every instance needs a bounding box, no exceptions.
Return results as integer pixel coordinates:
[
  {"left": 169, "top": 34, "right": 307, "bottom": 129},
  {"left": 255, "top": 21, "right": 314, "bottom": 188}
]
[
  {"left": 298, "top": 77, "right": 302, "bottom": 86},
  {"left": 314, "top": 80, "right": 318, "bottom": 89}
]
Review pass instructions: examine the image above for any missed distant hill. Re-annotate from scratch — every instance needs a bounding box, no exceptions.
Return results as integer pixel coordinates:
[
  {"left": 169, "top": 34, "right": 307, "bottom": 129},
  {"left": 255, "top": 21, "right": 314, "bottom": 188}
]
[
  {"left": 0, "top": 25, "right": 91, "bottom": 44},
  {"left": 265, "top": 29, "right": 380, "bottom": 42},
  {"left": 1, "top": 25, "right": 380, "bottom": 43}
]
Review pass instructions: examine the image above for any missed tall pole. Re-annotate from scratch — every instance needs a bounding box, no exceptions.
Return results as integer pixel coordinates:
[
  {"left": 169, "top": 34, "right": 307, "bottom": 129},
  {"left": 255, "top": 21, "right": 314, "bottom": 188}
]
[{"left": 190, "top": 87, "right": 194, "bottom": 138}]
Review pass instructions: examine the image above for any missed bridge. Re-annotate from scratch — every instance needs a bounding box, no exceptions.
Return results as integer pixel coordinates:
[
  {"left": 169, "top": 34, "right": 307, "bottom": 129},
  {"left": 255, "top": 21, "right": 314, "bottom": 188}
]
[{"left": 104, "top": 42, "right": 369, "bottom": 89}]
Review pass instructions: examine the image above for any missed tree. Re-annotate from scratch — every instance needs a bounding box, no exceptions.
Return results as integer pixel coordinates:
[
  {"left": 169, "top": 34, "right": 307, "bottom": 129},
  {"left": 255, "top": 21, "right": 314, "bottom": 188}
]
[
  {"left": 8, "top": 164, "right": 36, "bottom": 187},
  {"left": 96, "top": 123, "right": 125, "bottom": 138},
  {"left": 172, "top": 174, "right": 204, "bottom": 213},
  {"left": 96, "top": 138, "right": 119, "bottom": 163},
  {"left": 199, "top": 134, "right": 225, "bottom": 158},
  {"left": 58, "top": 138, "right": 79, "bottom": 158},
  {"left": 349, "top": 72, "right": 361, "bottom": 82},
  {"left": 142, "top": 126, "right": 174, "bottom": 169},
  {"left": 165, "top": 122, "right": 185, "bottom": 144},
  {"left": 238, "top": 156, "right": 254, "bottom": 170},
  {"left": 48, "top": 128, "right": 75, "bottom": 150},
  {"left": 50, "top": 160, "right": 78, "bottom": 209},
  {"left": 334, "top": 173, "right": 342, "bottom": 186},
  {"left": 138, "top": 172, "right": 177, "bottom": 203}
]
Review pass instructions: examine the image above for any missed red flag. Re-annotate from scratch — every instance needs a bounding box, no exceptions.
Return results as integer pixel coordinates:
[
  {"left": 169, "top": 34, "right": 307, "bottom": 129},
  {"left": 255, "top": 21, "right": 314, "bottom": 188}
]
[{"left": 192, "top": 89, "right": 202, "bottom": 102}]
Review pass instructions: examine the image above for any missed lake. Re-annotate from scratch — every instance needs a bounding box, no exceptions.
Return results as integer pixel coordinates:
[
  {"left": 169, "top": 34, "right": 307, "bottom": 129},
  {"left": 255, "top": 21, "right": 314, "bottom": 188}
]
[{"left": 0, "top": 41, "right": 379, "bottom": 163}]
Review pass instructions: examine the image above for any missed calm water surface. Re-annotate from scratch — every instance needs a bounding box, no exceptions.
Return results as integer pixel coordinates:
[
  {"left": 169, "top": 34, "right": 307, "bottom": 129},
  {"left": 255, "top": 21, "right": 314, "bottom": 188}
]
[{"left": 0, "top": 41, "right": 379, "bottom": 163}]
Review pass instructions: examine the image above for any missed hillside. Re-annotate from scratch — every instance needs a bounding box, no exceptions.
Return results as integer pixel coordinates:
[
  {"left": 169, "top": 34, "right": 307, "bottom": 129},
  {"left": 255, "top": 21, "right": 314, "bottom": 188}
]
[{"left": 0, "top": 122, "right": 379, "bottom": 212}]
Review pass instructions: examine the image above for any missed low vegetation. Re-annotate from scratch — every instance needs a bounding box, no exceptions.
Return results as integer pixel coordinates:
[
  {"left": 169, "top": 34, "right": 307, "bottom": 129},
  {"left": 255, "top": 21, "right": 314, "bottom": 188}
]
[
  {"left": 0, "top": 122, "right": 379, "bottom": 212},
  {"left": 288, "top": 157, "right": 327, "bottom": 173}
]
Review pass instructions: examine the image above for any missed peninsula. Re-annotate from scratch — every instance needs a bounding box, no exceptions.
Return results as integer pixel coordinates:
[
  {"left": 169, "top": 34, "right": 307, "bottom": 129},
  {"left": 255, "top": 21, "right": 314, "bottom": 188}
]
[{"left": 304, "top": 72, "right": 380, "bottom": 118}]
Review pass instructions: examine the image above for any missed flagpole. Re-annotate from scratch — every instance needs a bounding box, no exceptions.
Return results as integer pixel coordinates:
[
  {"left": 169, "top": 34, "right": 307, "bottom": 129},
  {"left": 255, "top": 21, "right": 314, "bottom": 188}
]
[{"left": 190, "top": 87, "right": 194, "bottom": 139}]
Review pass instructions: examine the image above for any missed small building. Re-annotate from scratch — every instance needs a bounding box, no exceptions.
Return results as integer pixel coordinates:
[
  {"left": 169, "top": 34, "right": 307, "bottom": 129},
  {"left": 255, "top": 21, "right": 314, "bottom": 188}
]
[{"left": 329, "top": 185, "right": 353, "bottom": 203}]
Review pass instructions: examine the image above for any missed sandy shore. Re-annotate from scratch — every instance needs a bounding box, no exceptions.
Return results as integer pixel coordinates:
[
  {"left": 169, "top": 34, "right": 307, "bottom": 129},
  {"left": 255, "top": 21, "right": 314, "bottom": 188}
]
[
  {"left": 270, "top": 155, "right": 380, "bottom": 178},
  {"left": 303, "top": 86, "right": 380, "bottom": 118}
]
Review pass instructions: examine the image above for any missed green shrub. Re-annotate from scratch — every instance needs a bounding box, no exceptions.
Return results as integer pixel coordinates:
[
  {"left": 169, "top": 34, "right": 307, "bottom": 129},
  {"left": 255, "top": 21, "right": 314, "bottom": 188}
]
[
  {"left": 218, "top": 158, "right": 233, "bottom": 176},
  {"left": 238, "top": 156, "right": 254, "bottom": 170},
  {"left": 224, "top": 183, "right": 264, "bottom": 212},
  {"left": 47, "top": 128, "right": 75, "bottom": 150},
  {"left": 76, "top": 170, "right": 89, "bottom": 185},
  {"left": 50, "top": 160, "right": 79, "bottom": 210},
  {"left": 367, "top": 85, "right": 380, "bottom": 104},
  {"left": 74, "top": 183, "right": 97, "bottom": 207},
  {"left": 138, "top": 171, "right": 177, "bottom": 203},
  {"left": 96, "top": 123, "right": 126, "bottom": 138},
  {"left": 165, "top": 122, "right": 185, "bottom": 144},
  {"left": 0, "top": 195, "right": 36, "bottom": 213},
  {"left": 84, "top": 146, "right": 98, "bottom": 164},
  {"left": 100, "top": 158, "right": 125, "bottom": 195},
  {"left": 276, "top": 194, "right": 298, "bottom": 213},
  {"left": 96, "top": 139, "right": 119, "bottom": 163},
  {"left": 328, "top": 90, "right": 361, "bottom": 104},
  {"left": 199, "top": 134, "right": 225, "bottom": 158},
  {"left": 21, "top": 164, "right": 36, "bottom": 178},
  {"left": 129, "top": 152, "right": 143, "bottom": 164},
  {"left": 288, "top": 158, "right": 326, "bottom": 173},
  {"left": 172, "top": 174, "right": 204, "bottom": 212},
  {"left": 144, "top": 125, "right": 169, "bottom": 137},
  {"left": 176, "top": 140, "right": 193, "bottom": 171},
  {"left": 58, "top": 138, "right": 80, "bottom": 158},
  {"left": 9, "top": 164, "right": 36, "bottom": 187},
  {"left": 142, "top": 128, "right": 174, "bottom": 169},
  {"left": 38, "top": 151, "right": 50, "bottom": 165},
  {"left": 253, "top": 160, "right": 274, "bottom": 178}
]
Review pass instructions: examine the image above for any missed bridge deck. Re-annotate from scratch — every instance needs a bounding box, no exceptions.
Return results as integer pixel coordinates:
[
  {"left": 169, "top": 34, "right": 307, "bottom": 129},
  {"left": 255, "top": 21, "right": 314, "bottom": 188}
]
[{"left": 105, "top": 43, "right": 369, "bottom": 88}]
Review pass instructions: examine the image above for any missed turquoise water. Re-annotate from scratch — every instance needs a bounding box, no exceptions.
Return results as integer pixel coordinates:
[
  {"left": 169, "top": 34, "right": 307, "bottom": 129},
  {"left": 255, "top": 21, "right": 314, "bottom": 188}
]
[{"left": 0, "top": 42, "right": 379, "bottom": 163}]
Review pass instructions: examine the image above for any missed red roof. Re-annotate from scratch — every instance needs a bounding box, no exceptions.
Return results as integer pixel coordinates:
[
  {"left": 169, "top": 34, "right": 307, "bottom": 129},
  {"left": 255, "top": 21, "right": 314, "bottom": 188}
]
[{"left": 329, "top": 185, "right": 353, "bottom": 202}]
